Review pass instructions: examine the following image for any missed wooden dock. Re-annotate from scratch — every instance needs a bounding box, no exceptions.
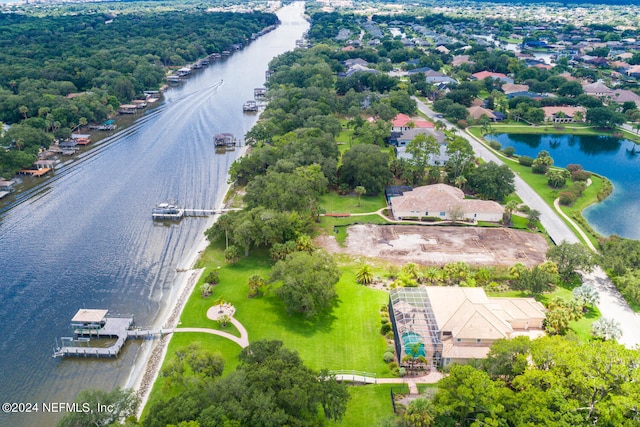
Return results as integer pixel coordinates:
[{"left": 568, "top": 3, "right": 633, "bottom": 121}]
[{"left": 53, "top": 310, "right": 167, "bottom": 359}]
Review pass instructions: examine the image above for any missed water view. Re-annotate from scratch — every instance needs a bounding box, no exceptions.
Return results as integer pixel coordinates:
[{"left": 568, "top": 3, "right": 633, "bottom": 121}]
[
  {"left": 0, "top": 3, "right": 308, "bottom": 426},
  {"left": 487, "top": 133, "right": 640, "bottom": 240}
]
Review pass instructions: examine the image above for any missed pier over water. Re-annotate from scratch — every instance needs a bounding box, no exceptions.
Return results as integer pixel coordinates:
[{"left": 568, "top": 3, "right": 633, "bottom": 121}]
[{"left": 53, "top": 309, "right": 166, "bottom": 359}]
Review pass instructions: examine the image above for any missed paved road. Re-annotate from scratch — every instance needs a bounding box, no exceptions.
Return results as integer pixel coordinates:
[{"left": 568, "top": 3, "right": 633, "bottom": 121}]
[
  {"left": 414, "top": 98, "right": 640, "bottom": 347},
  {"left": 580, "top": 267, "right": 640, "bottom": 348},
  {"left": 415, "top": 98, "right": 579, "bottom": 245}
]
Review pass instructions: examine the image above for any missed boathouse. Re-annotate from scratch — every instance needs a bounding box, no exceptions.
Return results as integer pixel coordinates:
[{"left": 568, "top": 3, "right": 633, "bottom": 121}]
[{"left": 71, "top": 309, "right": 108, "bottom": 330}]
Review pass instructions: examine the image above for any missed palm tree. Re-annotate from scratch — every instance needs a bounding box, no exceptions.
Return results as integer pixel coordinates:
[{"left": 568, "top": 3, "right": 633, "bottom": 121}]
[
  {"left": 19, "top": 105, "right": 29, "bottom": 120},
  {"left": 355, "top": 264, "right": 374, "bottom": 285},
  {"left": 402, "top": 263, "right": 419, "bottom": 280},
  {"left": 217, "top": 314, "right": 231, "bottom": 328},
  {"left": 355, "top": 185, "right": 366, "bottom": 207},
  {"left": 591, "top": 317, "right": 622, "bottom": 341},
  {"left": 527, "top": 209, "right": 541, "bottom": 229},
  {"left": 213, "top": 297, "right": 226, "bottom": 313},
  {"left": 502, "top": 200, "right": 519, "bottom": 226},
  {"left": 572, "top": 284, "right": 600, "bottom": 310},
  {"left": 295, "top": 234, "right": 314, "bottom": 253},
  {"left": 454, "top": 175, "right": 467, "bottom": 190},
  {"left": 509, "top": 263, "right": 528, "bottom": 279},
  {"left": 247, "top": 274, "right": 265, "bottom": 297},
  {"left": 423, "top": 267, "right": 442, "bottom": 285}
]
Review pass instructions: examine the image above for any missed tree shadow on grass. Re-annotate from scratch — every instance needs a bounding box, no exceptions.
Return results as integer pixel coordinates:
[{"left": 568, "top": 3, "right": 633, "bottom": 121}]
[{"left": 266, "top": 294, "right": 341, "bottom": 337}]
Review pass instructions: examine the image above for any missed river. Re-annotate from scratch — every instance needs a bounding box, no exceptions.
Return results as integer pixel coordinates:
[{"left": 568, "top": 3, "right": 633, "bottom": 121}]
[
  {"left": 486, "top": 133, "right": 640, "bottom": 240},
  {"left": 0, "top": 3, "right": 308, "bottom": 426}
]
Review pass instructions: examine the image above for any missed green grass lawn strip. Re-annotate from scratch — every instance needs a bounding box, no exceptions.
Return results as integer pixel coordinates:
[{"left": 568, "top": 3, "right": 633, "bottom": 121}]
[
  {"left": 320, "top": 191, "right": 386, "bottom": 214},
  {"left": 328, "top": 384, "right": 409, "bottom": 427}
]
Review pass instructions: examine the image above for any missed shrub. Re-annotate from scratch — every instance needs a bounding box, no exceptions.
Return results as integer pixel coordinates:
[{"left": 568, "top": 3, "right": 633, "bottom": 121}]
[
  {"left": 519, "top": 204, "right": 531, "bottom": 214},
  {"left": 383, "top": 351, "right": 395, "bottom": 363},
  {"left": 381, "top": 318, "right": 389, "bottom": 325},
  {"left": 532, "top": 163, "right": 548, "bottom": 174},
  {"left": 456, "top": 120, "right": 468, "bottom": 128},
  {"left": 502, "top": 146, "right": 516, "bottom": 157},
  {"left": 566, "top": 163, "right": 583, "bottom": 173},
  {"left": 205, "top": 270, "right": 220, "bottom": 284},
  {"left": 559, "top": 191, "right": 577, "bottom": 206},
  {"left": 381, "top": 323, "right": 392, "bottom": 335},
  {"left": 385, "top": 330, "right": 395, "bottom": 340},
  {"left": 571, "top": 170, "right": 591, "bottom": 181},
  {"left": 571, "top": 181, "right": 587, "bottom": 196},
  {"left": 388, "top": 362, "right": 399, "bottom": 370},
  {"left": 518, "top": 156, "right": 534, "bottom": 166},
  {"left": 489, "top": 141, "right": 501, "bottom": 150},
  {"left": 422, "top": 216, "right": 442, "bottom": 222}
]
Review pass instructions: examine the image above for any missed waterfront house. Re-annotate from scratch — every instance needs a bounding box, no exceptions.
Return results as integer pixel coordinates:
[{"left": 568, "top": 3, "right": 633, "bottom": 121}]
[
  {"left": 541, "top": 106, "right": 586, "bottom": 123},
  {"left": 389, "top": 184, "right": 504, "bottom": 221}
]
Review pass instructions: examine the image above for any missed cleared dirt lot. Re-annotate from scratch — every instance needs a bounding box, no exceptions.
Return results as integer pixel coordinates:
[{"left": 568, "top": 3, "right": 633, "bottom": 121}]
[{"left": 317, "top": 224, "right": 548, "bottom": 267}]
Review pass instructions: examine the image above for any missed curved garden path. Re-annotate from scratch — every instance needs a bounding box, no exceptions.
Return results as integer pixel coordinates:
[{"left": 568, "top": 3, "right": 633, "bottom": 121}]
[{"left": 170, "top": 305, "right": 249, "bottom": 348}]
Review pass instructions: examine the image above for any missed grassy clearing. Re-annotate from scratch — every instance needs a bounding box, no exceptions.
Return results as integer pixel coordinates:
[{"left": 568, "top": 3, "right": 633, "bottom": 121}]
[
  {"left": 184, "top": 243, "right": 391, "bottom": 373},
  {"left": 320, "top": 191, "right": 387, "bottom": 215},
  {"left": 329, "top": 384, "right": 409, "bottom": 427},
  {"left": 318, "top": 214, "right": 392, "bottom": 246}
]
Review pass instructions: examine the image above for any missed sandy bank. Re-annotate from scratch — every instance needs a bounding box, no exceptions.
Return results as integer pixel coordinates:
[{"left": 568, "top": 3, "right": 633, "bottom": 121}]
[{"left": 132, "top": 146, "right": 248, "bottom": 418}]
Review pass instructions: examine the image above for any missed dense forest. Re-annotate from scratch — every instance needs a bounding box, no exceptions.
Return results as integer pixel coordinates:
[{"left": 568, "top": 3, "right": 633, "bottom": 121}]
[{"left": 0, "top": 8, "right": 278, "bottom": 177}]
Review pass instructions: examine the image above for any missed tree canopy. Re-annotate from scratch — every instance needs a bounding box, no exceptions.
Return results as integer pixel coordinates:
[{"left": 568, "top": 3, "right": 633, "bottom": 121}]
[
  {"left": 144, "top": 340, "right": 350, "bottom": 427},
  {"left": 338, "top": 144, "right": 392, "bottom": 195},
  {"left": 271, "top": 250, "right": 341, "bottom": 317}
]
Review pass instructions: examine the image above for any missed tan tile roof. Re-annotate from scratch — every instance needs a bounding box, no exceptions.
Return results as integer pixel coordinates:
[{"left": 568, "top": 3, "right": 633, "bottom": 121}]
[
  {"left": 502, "top": 83, "right": 530, "bottom": 94},
  {"left": 541, "top": 106, "right": 586, "bottom": 119},
  {"left": 442, "top": 340, "right": 491, "bottom": 359},
  {"left": 390, "top": 184, "right": 504, "bottom": 215},
  {"left": 487, "top": 298, "right": 546, "bottom": 322}
]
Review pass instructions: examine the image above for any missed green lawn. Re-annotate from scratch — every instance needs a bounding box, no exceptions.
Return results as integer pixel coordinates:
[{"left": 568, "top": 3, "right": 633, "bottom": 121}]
[
  {"left": 320, "top": 191, "right": 387, "bottom": 214},
  {"left": 468, "top": 127, "right": 604, "bottom": 247},
  {"left": 484, "top": 123, "right": 614, "bottom": 137},
  {"left": 329, "top": 384, "right": 409, "bottom": 427},
  {"left": 176, "top": 243, "right": 391, "bottom": 371},
  {"left": 144, "top": 244, "right": 394, "bottom": 418}
]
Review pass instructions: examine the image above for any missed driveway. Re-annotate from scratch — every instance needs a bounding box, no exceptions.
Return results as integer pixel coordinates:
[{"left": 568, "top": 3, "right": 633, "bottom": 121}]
[
  {"left": 580, "top": 267, "right": 640, "bottom": 348},
  {"left": 414, "top": 98, "right": 640, "bottom": 348}
]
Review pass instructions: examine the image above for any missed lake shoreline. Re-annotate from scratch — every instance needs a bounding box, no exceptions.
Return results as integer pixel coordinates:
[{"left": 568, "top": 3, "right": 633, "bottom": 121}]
[{"left": 469, "top": 126, "right": 616, "bottom": 244}]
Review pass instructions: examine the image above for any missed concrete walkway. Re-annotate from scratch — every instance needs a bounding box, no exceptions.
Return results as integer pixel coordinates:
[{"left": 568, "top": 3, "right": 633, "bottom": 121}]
[
  {"left": 335, "top": 371, "right": 444, "bottom": 392},
  {"left": 170, "top": 305, "right": 249, "bottom": 348}
]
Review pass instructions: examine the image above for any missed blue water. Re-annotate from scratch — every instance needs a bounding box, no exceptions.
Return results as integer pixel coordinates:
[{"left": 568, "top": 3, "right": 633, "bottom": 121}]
[
  {"left": 487, "top": 133, "right": 640, "bottom": 240},
  {"left": 0, "top": 3, "right": 308, "bottom": 426}
]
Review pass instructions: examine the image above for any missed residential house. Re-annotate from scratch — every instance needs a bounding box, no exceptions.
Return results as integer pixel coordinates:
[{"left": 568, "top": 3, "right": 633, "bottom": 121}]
[
  {"left": 471, "top": 71, "right": 514, "bottom": 85},
  {"left": 582, "top": 81, "right": 614, "bottom": 98},
  {"left": 389, "top": 287, "right": 546, "bottom": 367},
  {"left": 389, "top": 184, "right": 504, "bottom": 221},
  {"left": 541, "top": 106, "right": 586, "bottom": 123},
  {"left": 611, "top": 89, "right": 640, "bottom": 108},
  {"left": 394, "top": 128, "right": 445, "bottom": 146},
  {"left": 391, "top": 113, "right": 434, "bottom": 133},
  {"left": 502, "top": 83, "right": 530, "bottom": 95},
  {"left": 451, "top": 55, "right": 474, "bottom": 67},
  {"left": 467, "top": 106, "right": 499, "bottom": 121},
  {"left": 424, "top": 69, "right": 457, "bottom": 85}
]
